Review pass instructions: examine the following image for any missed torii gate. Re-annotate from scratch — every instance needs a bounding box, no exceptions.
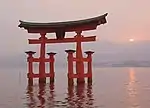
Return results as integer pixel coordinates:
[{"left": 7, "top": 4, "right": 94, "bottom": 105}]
[{"left": 18, "top": 13, "right": 108, "bottom": 85}]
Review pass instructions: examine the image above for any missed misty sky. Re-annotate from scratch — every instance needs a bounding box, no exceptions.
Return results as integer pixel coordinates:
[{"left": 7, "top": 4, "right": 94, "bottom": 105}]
[{"left": 0, "top": 0, "right": 150, "bottom": 67}]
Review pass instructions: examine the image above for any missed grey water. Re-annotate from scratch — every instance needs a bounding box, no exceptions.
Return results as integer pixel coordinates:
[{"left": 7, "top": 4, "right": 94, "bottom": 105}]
[{"left": 0, "top": 67, "right": 150, "bottom": 108}]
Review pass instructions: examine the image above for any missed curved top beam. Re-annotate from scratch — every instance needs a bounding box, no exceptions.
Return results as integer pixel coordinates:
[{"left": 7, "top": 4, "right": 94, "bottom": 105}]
[{"left": 18, "top": 13, "right": 108, "bottom": 34}]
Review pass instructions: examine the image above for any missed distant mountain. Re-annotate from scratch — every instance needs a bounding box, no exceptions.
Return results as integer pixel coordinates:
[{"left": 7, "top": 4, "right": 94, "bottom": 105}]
[
  {"left": 93, "top": 40, "right": 150, "bottom": 62},
  {"left": 0, "top": 40, "right": 150, "bottom": 68}
]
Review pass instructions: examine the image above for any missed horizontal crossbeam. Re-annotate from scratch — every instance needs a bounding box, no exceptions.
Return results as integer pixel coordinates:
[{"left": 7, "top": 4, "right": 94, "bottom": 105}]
[
  {"left": 28, "top": 73, "right": 54, "bottom": 78},
  {"left": 29, "top": 36, "right": 96, "bottom": 44},
  {"left": 72, "top": 57, "right": 91, "bottom": 62},
  {"left": 68, "top": 73, "right": 92, "bottom": 78},
  {"left": 28, "top": 58, "right": 53, "bottom": 62}
]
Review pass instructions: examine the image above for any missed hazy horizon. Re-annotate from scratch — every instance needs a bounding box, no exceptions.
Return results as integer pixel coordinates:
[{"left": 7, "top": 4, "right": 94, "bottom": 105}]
[{"left": 1, "top": 40, "right": 150, "bottom": 68}]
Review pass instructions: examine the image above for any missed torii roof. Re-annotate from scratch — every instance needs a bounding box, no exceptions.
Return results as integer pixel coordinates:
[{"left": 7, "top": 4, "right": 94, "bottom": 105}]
[{"left": 18, "top": 13, "right": 108, "bottom": 33}]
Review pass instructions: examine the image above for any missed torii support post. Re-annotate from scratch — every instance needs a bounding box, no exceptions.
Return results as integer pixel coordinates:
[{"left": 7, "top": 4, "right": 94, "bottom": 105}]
[
  {"left": 25, "top": 51, "right": 36, "bottom": 85},
  {"left": 39, "top": 33, "right": 47, "bottom": 84},
  {"left": 75, "top": 31, "right": 85, "bottom": 84},
  {"left": 65, "top": 50, "right": 76, "bottom": 86},
  {"left": 85, "top": 51, "right": 94, "bottom": 84},
  {"left": 47, "top": 52, "right": 57, "bottom": 84}
]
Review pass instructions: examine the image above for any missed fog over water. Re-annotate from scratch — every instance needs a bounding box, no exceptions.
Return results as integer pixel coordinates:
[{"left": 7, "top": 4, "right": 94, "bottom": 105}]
[{"left": 1, "top": 40, "right": 150, "bottom": 68}]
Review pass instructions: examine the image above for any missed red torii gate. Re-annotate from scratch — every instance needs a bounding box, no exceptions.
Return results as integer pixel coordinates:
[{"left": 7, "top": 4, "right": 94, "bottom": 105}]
[{"left": 18, "top": 13, "right": 108, "bottom": 85}]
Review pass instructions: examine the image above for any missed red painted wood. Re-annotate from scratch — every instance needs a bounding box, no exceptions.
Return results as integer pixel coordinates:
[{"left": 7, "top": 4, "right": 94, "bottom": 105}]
[
  {"left": 75, "top": 32, "right": 85, "bottom": 83},
  {"left": 29, "top": 58, "right": 53, "bottom": 62},
  {"left": 72, "top": 58, "right": 90, "bottom": 62},
  {"left": 85, "top": 51, "right": 94, "bottom": 83},
  {"left": 25, "top": 51, "right": 35, "bottom": 79},
  {"left": 28, "top": 36, "right": 96, "bottom": 44},
  {"left": 47, "top": 52, "right": 56, "bottom": 83},
  {"left": 39, "top": 33, "right": 46, "bottom": 79},
  {"left": 28, "top": 73, "right": 54, "bottom": 78},
  {"left": 25, "top": 28, "right": 95, "bottom": 84},
  {"left": 49, "top": 54, "right": 55, "bottom": 77},
  {"left": 68, "top": 73, "right": 92, "bottom": 78},
  {"left": 65, "top": 50, "right": 74, "bottom": 79}
]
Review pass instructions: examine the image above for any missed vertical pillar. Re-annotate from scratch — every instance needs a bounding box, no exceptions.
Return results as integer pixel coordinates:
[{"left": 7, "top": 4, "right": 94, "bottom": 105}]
[
  {"left": 39, "top": 33, "right": 46, "bottom": 83},
  {"left": 85, "top": 51, "right": 94, "bottom": 84},
  {"left": 25, "top": 51, "right": 36, "bottom": 85},
  {"left": 75, "top": 31, "right": 85, "bottom": 84},
  {"left": 47, "top": 52, "right": 56, "bottom": 84},
  {"left": 65, "top": 50, "right": 75, "bottom": 86}
]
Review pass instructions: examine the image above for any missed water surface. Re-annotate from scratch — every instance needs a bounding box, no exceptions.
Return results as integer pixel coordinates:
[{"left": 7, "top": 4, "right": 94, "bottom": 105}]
[{"left": 0, "top": 67, "right": 150, "bottom": 108}]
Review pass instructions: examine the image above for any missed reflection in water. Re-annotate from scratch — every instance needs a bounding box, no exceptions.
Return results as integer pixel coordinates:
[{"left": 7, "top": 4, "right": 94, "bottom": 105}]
[
  {"left": 25, "top": 83, "right": 95, "bottom": 108},
  {"left": 37, "top": 84, "right": 46, "bottom": 107},
  {"left": 26, "top": 85, "right": 36, "bottom": 108},
  {"left": 47, "top": 84, "right": 55, "bottom": 107},
  {"left": 25, "top": 84, "right": 55, "bottom": 108},
  {"left": 66, "top": 84, "right": 94, "bottom": 108},
  {"left": 127, "top": 68, "right": 139, "bottom": 108}
]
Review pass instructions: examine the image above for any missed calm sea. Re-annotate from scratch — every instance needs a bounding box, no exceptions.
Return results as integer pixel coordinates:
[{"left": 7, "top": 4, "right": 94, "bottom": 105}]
[{"left": 0, "top": 67, "right": 150, "bottom": 108}]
